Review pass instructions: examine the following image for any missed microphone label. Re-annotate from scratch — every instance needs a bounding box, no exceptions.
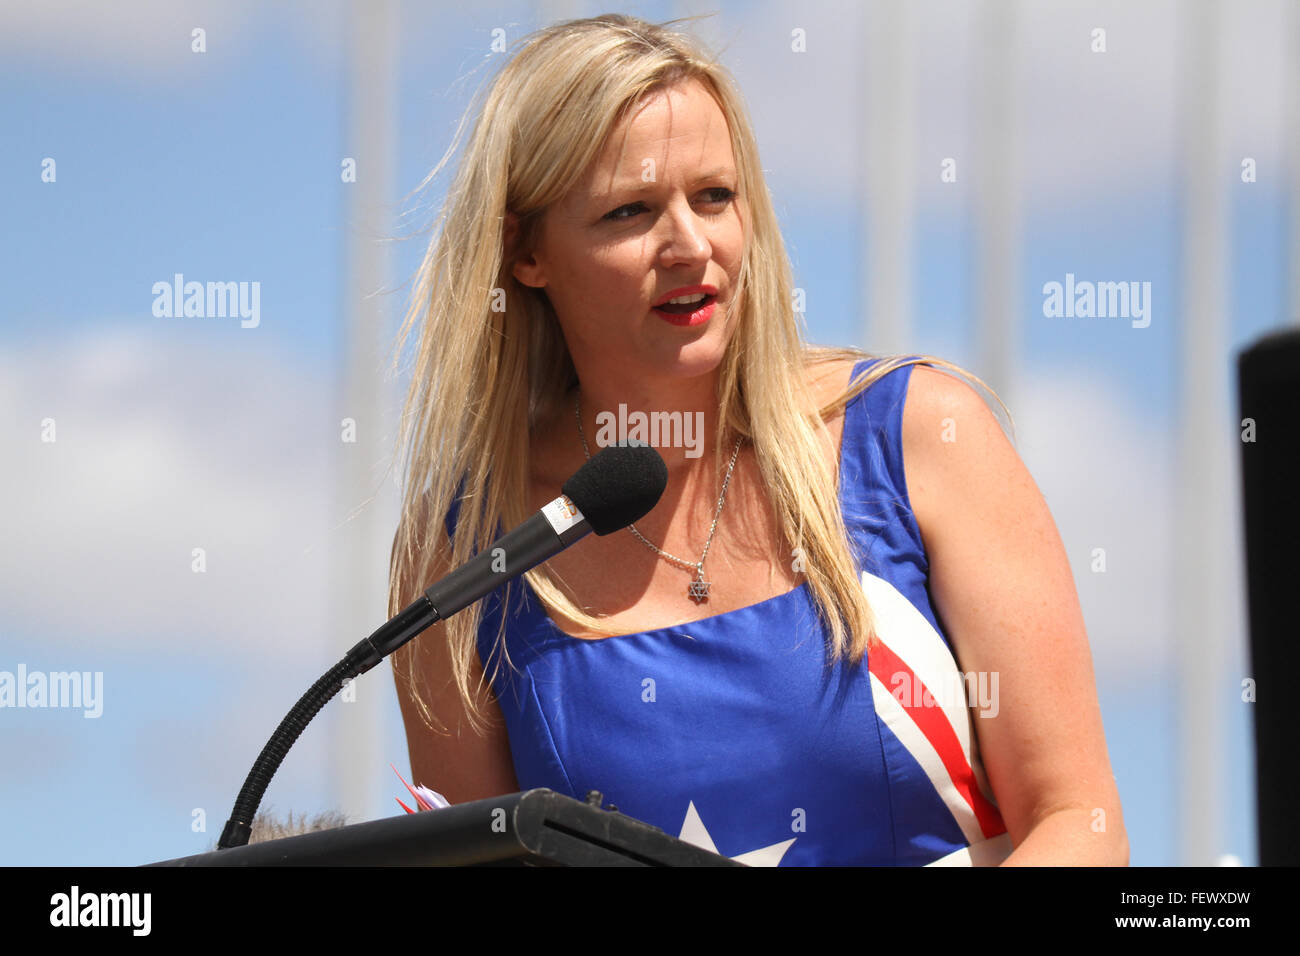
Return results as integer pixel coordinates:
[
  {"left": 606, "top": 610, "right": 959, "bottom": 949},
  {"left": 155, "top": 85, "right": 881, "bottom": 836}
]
[{"left": 542, "top": 495, "right": 585, "bottom": 536}]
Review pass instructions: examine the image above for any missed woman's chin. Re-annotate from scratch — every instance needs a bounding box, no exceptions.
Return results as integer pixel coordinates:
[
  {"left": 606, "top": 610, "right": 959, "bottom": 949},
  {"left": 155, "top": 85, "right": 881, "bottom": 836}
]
[{"left": 649, "top": 342, "right": 730, "bottom": 381}]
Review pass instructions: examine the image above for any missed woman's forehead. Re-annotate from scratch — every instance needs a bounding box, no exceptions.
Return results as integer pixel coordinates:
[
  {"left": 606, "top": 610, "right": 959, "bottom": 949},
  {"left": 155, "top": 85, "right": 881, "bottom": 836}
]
[{"left": 579, "top": 85, "right": 734, "bottom": 195}]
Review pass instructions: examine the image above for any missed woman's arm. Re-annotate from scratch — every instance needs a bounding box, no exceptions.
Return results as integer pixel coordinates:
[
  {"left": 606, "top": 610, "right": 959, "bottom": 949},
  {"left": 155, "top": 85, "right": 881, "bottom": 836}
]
[
  {"left": 390, "top": 511, "right": 521, "bottom": 806},
  {"left": 900, "top": 365, "right": 1128, "bottom": 866}
]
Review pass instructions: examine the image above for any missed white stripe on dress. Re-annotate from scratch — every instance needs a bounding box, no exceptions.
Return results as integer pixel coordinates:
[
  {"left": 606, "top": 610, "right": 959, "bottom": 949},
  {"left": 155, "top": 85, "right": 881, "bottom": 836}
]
[{"left": 869, "top": 671, "right": 987, "bottom": 847}]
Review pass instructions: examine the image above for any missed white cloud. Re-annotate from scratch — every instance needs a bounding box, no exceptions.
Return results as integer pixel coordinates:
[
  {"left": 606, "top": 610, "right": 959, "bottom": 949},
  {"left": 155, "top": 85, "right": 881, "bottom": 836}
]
[
  {"left": 1007, "top": 364, "right": 1244, "bottom": 690},
  {"left": 721, "top": 0, "right": 1288, "bottom": 210},
  {"left": 0, "top": 324, "right": 401, "bottom": 661},
  {"left": 0, "top": 0, "right": 345, "bottom": 84}
]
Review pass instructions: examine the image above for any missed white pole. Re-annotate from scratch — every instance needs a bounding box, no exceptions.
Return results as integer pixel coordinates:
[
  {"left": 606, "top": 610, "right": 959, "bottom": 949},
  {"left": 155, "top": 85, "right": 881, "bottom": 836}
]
[
  {"left": 862, "top": 0, "right": 916, "bottom": 356},
  {"left": 971, "top": 0, "right": 1020, "bottom": 405},
  {"left": 1174, "top": 0, "right": 1230, "bottom": 866},
  {"left": 332, "top": 0, "right": 398, "bottom": 826}
]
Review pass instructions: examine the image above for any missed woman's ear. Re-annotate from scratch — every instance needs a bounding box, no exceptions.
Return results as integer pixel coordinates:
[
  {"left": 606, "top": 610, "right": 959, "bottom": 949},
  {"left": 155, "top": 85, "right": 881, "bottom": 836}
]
[{"left": 505, "top": 210, "right": 546, "bottom": 289}]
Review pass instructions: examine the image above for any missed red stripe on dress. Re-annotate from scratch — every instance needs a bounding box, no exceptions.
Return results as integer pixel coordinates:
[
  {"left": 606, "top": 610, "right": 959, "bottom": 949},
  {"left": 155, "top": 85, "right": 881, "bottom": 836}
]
[{"left": 868, "top": 637, "right": 1007, "bottom": 839}]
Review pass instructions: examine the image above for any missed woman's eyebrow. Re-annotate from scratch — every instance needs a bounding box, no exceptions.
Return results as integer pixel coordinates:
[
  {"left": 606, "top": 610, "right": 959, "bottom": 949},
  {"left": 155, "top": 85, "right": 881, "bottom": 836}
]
[{"left": 594, "top": 166, "right": 737, "bottom": 199}]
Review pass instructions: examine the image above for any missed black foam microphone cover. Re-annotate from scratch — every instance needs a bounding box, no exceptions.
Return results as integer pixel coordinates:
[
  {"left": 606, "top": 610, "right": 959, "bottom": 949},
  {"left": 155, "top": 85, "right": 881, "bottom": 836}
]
[{"left": 562, "top": 440, "right": 668, "bottom": 535}]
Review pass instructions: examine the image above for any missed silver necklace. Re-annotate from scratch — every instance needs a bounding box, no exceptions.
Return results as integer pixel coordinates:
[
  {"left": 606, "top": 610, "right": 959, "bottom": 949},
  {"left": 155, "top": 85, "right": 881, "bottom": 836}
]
[{"left": 575, "top": 392, "right": 743, "bottom": 604}]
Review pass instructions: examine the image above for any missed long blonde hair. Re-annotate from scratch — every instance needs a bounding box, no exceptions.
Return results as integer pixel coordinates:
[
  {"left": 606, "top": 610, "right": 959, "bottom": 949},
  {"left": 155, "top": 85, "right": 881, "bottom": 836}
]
[{"left": 387, "top": 13, "right": 1012, "bottom": 736}]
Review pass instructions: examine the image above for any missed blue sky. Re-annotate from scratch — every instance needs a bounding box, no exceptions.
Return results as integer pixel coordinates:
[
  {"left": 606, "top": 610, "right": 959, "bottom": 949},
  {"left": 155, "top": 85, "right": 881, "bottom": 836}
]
[{"left": 1, "top": 0, "right": 1292, "bottom": 866}]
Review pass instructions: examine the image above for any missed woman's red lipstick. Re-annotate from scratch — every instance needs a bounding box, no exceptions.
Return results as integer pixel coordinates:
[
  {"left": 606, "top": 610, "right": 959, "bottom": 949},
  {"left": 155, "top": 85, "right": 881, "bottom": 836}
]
[{"left": 651, "top": 285, "right": 718, "bottom": 326}]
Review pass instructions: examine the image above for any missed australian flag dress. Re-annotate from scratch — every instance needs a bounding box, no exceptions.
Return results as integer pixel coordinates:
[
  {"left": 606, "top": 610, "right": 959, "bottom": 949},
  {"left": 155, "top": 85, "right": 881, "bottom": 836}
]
[{"left": 445, "top": 358, "right": 1011, "bottom": 866}]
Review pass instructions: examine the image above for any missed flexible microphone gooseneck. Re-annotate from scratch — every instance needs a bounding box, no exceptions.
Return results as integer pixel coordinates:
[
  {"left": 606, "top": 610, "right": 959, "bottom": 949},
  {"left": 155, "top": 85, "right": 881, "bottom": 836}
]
[{"left": 215, "top": 442, "right": 667, "bottom": 850}]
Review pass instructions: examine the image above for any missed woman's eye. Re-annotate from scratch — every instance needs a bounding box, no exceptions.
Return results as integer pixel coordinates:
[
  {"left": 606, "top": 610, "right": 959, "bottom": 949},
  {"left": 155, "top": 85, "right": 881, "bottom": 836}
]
[
  {"left": 602, "top": 187, "right": 736, "bottom": 222},
  {"left": 604, "top": 203, "right": 644, "bottom": 221}
]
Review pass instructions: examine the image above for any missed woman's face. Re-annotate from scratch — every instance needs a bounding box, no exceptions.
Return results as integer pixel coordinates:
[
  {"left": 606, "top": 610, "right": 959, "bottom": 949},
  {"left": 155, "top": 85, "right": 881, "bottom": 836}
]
[{"left": 511, "top": 78, "right": 745, "bottom": 386}]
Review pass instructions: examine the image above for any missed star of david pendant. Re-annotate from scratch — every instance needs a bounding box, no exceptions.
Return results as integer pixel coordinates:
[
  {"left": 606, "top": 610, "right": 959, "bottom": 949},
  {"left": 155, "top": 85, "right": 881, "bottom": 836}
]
[{"left": 687, "top": 578, "right": 710, "bottom": 604}]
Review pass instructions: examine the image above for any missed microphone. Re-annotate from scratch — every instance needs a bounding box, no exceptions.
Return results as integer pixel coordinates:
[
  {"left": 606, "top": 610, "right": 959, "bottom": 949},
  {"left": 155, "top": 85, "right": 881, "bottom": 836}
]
[
  {"left": 216, "top": 440, "right": 666, "bottom": 850},
  {"left": 347, "top": 439, "right": 668, "bottom": 673}
]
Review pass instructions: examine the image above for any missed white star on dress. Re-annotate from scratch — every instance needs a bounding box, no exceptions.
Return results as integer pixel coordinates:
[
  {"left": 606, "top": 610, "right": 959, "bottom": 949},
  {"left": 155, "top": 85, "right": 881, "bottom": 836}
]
[{"left": 677, "top": 800, "right": 797, "bottom": 866}]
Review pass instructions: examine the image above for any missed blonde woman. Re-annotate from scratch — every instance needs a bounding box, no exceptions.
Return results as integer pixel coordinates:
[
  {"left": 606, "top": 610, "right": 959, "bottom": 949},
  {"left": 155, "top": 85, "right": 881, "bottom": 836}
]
[{"left": 388, "top": 13, "right": 1126, "bottom": 867}]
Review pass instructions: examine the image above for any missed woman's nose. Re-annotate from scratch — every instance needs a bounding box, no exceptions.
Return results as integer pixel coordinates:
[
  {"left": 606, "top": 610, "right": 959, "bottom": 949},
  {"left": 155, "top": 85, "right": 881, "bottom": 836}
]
[{"left": 659, "top": 198, "right": 710, "bottom": 262}]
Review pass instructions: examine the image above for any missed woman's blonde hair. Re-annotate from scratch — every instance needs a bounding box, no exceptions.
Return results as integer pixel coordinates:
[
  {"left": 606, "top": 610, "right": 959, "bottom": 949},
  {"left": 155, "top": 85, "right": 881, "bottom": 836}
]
[{"left": 387, "top": 13, "right": 1012, "bottom": 736}]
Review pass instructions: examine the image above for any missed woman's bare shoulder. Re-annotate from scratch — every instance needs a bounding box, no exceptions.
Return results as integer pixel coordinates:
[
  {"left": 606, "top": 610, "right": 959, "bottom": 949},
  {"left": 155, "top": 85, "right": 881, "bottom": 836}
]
[
  {"left": 794, "top": 356, "right": 860, "bottom": 462},
  {"left": 803, "top": 355, "right": 862, "bottom": 414}
]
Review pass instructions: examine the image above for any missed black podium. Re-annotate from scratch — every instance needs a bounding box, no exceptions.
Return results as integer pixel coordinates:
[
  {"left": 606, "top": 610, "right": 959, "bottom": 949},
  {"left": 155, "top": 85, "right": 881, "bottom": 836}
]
[{"left": 147, "top": 789, "right": 743, "bottom": 867}]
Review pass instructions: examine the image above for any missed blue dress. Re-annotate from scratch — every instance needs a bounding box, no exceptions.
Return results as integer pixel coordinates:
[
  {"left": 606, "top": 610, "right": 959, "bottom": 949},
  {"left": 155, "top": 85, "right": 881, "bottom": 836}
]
[{"left": 445, "top": 358, "right": 1011, "bottom": 866}]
